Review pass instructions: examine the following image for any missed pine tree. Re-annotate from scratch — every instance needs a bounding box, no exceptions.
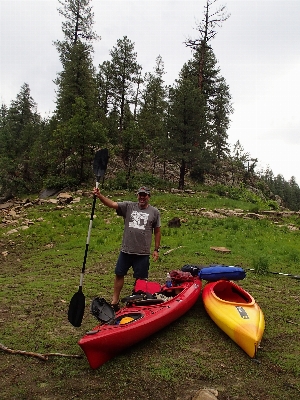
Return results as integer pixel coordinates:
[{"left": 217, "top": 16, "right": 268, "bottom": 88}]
[
  {"left": 97, "top": 60, "right": 114, "bottom": 115},
  {"left": 185, "top": 0, "right": 230, "bottom": 91},
  {"left": 200, "top": 50, "right": 232, "bottom": 169},
  {"left": 105, "top": 36, "right": 141, "bottom": 136},
  {"left": 287, "top": 176, "right": 300, "bottom": 211},
  {"left": 167, "top": 64, "right": 207, "bottom": 189},
  {"left": 0, "top": 84, "right": 42, "bottom": 194},
  {"left": 167, "top": 44, "right": 233, "bottom": 188},
  {"left": 97, "top": 36, "right": 142, "bottom": 177},
  {"left": 121, "top": 106, "right": 146, "bottom": 182},
  {"left": 53, "top": 0, "right": 105, "bottom": 183},
  {"left": 55, "top": 0, "right": 99, "bottom": 57},
  {"left": 183, "top": 2, "right": 232, "bottom": 183},
  {"left": 138, "top": 56, "right": 169, "bottom": 173},
  {"left": 208, "top": 76, "right": 232, "bottom": 161}
]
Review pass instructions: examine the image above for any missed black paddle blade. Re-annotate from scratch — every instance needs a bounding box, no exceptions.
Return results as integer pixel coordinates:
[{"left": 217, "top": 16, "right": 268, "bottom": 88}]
[
  {"left": 93, "top": 148, "right": 109, "bottom": 178},
  {"left": 91, "top": 297, "right": 115, "bottom": 323},
  {"left": 68, "top": 289, "right": 85, "bottom": 327}
]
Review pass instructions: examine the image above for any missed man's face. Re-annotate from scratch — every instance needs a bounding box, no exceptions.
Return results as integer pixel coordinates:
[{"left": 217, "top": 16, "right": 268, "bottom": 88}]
[{"left": 138, "top": 192, "right": 149, "bottom": 208}]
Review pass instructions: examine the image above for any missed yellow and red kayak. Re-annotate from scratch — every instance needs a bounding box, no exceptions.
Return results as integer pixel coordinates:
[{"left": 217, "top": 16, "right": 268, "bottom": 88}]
[{"left": 202, "top": 280, "right": 265, "bottom": 358}]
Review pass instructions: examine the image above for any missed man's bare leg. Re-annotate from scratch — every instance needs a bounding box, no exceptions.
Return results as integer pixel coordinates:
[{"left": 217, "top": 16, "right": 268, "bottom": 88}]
[{"left": 112, "top": 275, "right": 124, "bottom": 304}]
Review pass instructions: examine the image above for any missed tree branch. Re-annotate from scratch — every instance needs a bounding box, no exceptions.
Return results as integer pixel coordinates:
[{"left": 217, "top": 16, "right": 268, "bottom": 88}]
[{"left": 0, "top": 342, "right": 83, "bottom": 361}]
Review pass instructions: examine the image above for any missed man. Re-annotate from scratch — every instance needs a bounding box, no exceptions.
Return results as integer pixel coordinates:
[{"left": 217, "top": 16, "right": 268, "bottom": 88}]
[{"left": 93, "top": 186, "right": 161, "bottom": 310}]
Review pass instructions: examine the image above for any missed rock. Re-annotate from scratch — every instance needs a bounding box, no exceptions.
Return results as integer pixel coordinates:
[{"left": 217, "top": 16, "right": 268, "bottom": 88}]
[
  {"left": 39, "top": 188, "right": 61, "bottom": 199},
  {"left": 57, "top": 192, "right": 73, "bottom": 204},
  {"left": 244, "top": 213, "right": 265, "bottom": 220},
  {"left": 0, "top": 194, "right": 14, "bottom": 204},
  {"left": 82, "top": 191, "right": 92, "bottom": 197},
  {"left": 184, "top": 189, "right": 196, "bottom": 194},
  {"left": 286, "top": 224, "right": 298, "bottom": 231},
  {"left": 214, "top": 208, "right": 244, "bottom": 217},
  {"left": 274, "top": 194, "right": 283, "bottom": 206},
  {"left": 48, "top": 199, "right": 58, "bottom": 204},
  {"left": 170, "top": 188, "right": 182, "bottom": 193},
  {"left": 168, "top": 217, "right": 181, "bottom": 227},
  {"left": 6, "top": 229, "right": 18, "bottom": 235},
  {"left": 210, "top": 246, "right": 231, "bottom": 253},
  {"left": 0, "top": 202, "right": 14, "bottom": 210},
  {"left": 192, "top": 388, "right": 218, "bottom": 400},
  {"left": 9, "top": 209, "right": 17, "bottom": 218},
  {"left": 201, "top": 211, "right": 226, "bottom": 219}
]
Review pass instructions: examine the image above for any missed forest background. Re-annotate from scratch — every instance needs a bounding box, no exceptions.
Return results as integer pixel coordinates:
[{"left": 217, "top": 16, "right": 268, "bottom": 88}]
[{"left": 0, "top": 0, "right": 300, "bottom": 211}]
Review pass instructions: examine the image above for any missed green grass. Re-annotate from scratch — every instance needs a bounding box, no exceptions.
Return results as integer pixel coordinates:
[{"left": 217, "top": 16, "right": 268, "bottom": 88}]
[{"left": 1, "top": 189, "right": 300, "bottom": 399}]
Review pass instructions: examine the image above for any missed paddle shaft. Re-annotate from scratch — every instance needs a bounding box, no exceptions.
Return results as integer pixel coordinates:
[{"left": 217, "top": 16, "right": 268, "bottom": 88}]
[
  {"left": 245, "top": 268, "right": 300, "bottom": 280},
  {"left": 79, "top": 181, "right": 98, "bottom": 287},
  {"left": 68, "top": 181, "right": 99, "bottom": 327},
  {"left": 79, "top": 148, "right": 108, "bottom": 287}
]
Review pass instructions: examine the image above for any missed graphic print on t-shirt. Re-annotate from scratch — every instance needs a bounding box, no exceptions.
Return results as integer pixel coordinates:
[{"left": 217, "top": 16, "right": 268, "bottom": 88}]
[{"left": 129, "top": 211, "right": 149, "bottom": 230}]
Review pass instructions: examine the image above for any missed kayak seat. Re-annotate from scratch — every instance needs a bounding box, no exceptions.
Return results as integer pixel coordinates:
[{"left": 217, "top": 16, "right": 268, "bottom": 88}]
[
  {"left": 91, "top": 297, "right": 116, "bottom": 323},
  {"left": 231, "top": 286, "right": 252, "bottom": 303},
  {"left": 114, "top": 312, "right": 143, "bottom": 325},
  {"left": 133, "top": 279, "right": 162, "bottom": 295}
]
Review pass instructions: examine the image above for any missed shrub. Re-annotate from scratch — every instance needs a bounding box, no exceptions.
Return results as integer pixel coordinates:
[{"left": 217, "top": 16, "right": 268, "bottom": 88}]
[
  {"left": 252, "top": 256, "right": 270, "bottom": 275},
  {"left": 43, "top": 175, "right": 78, "bottom": 190},
  {"left": 107, "top": 171, "right": 172, "bottom": 191}
]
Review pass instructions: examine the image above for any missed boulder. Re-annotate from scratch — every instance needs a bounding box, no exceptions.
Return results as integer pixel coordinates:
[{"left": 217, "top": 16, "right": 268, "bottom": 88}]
[
  {"left": 168, "top": 217, "right": 181, "bottom": 228},
  {"left": 57, "top": 192, "right": 73, "bottom": 204}
]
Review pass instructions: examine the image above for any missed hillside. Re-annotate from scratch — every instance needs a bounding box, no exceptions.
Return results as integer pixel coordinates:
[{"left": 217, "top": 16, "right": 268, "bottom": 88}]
[{"left": 1, "top": 189, "right": 299, "bottom": 399}]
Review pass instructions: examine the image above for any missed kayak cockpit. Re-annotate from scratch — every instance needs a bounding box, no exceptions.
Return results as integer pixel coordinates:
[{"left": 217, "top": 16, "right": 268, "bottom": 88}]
[
  {"left": 213, "top": 280, "right": 254, "bottom": 305},
  {"left": 115, "top": 312, "right": 144, "bottom": 325},
  {"left": 122, "top": 283, "right": 187, "bottom": 306},
  {"left": 86, "top": 312, "right": 144, "bottom": 334}
]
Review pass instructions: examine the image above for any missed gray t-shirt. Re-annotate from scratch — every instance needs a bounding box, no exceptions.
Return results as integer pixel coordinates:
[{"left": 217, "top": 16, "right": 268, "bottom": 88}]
[{"left": 116, "top": 201, "right": 161, "bottom": 255}]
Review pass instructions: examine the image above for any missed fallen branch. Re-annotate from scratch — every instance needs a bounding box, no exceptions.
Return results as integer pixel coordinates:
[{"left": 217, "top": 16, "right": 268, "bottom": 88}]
[
  {"left": 163, "top": 246, "right": 184, "bottom": 255},
  {"left": 45, "top": 352, "right": 83, "bottom": 359},
  {"left": 0, "top": 342, "right": 83, "bottom": 361}
]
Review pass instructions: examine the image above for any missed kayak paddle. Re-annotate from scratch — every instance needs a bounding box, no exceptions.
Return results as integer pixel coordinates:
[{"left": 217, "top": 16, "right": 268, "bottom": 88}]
[
  {"left": 245, "top": 268, "right": 300, "bottom": 280},
  {"left": 68, "top": 149, "right": 109, "bottom": 327}
]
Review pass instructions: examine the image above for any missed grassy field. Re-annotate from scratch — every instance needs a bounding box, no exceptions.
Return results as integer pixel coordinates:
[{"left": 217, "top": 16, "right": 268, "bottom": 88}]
[{"left": 0, "top": 189, "right": 299, "bottom": 399}]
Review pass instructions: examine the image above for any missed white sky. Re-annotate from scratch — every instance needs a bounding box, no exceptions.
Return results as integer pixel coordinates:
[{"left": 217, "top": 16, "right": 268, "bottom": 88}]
[{"left": 1, "top": 0, "right": 300, "bottom": 183}]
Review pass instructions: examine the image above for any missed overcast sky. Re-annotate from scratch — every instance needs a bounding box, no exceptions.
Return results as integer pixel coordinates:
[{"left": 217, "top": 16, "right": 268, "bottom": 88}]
[{"left": 1, "top": 0, "right": 300, "bottom": 183}]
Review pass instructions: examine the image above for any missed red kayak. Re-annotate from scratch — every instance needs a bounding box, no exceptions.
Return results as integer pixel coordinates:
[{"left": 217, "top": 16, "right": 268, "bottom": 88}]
[{"left": 78, "top": 271, "right": 202, "bottom": 369}]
